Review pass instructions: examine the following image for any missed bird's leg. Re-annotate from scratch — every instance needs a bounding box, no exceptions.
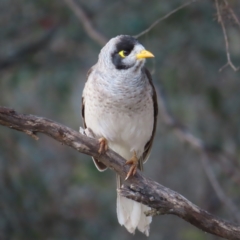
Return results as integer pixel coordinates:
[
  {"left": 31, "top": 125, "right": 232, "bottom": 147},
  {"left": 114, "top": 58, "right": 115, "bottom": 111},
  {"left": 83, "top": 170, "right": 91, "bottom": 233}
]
[
  {"left": 81, "top": 127, "right": 108, "bottom": 154},
  {"left": 98, "top": 137, "right": 108, "bottom": 154},
  {"left": 125, "top": 151, "right": 138, "bottom": 180}
]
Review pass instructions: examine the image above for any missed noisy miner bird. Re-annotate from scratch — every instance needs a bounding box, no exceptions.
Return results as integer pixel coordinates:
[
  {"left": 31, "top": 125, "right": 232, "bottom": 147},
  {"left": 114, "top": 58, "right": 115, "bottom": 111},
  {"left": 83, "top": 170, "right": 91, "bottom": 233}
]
[{"left": 81, "top": 35, "right": 158, "bottom": 236}]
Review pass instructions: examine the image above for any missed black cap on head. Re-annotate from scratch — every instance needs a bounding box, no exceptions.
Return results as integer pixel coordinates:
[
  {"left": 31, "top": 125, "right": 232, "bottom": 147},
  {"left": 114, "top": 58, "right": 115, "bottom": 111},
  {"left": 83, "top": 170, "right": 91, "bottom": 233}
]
[
  {"left": 111, "top": 35, "right": 139, "bottom": 70},
  {"left": 115, "top": 35, "right": 138, "bottom": 53}
]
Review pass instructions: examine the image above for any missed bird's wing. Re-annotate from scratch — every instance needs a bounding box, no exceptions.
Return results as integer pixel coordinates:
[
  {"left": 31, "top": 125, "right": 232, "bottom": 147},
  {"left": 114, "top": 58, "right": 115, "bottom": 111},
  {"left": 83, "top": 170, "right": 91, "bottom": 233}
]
[
  {"left": 141, "top": 68, "right": 158, "bottom": 164},
  {"left": 81, "top": 66, "right": 94, "bottom": 128},
  {"left": 81, "top": 66, "right": 108, "bottom": 171}
]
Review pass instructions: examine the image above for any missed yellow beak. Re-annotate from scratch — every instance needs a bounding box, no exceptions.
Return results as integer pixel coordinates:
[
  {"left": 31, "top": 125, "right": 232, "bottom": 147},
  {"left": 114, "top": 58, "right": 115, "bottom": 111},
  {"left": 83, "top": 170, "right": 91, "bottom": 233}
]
[{"left": 136, "top": 50, "right": 154, "bottom": 59}]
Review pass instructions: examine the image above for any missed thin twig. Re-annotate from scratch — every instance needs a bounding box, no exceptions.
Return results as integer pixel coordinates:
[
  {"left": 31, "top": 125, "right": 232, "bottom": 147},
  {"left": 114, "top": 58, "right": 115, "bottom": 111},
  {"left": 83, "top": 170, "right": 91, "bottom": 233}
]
[
  {"left": 223, "top": 0, "right": 240, "bottom": 29},
  {"left": 63, "top": 0, "right": 107, "bottom": 46},
  {"left": 201, "top": 153, "right": 240, "bottom": 222},
  {"left": 134, "top": 0, "right": 197, "bottom": 38},
  {"left": 215, "top": 0, "right": 240, "bottom": 72}
]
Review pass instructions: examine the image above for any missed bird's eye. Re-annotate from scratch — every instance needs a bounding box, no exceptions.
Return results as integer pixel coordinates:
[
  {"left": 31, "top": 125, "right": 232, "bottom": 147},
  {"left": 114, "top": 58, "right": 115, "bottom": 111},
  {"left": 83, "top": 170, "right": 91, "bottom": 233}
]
[{"left": 119, "top": 50, "right": 130, "bottom": 58}]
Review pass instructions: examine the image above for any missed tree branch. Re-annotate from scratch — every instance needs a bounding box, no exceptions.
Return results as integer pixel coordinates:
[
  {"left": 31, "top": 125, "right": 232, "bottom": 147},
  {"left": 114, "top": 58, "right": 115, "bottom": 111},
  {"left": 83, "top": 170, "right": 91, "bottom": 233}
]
[{"left": 0, "top": 106, "right": 240, "bottom": 239}]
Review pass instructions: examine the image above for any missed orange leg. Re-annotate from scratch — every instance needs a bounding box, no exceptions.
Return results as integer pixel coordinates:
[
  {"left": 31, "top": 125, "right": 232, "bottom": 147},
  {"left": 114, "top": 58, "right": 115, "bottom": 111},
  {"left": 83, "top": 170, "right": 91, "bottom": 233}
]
[
  {"left": 125, "top": 151, "right": 138, "bottom": 180},
  {"left": 98, "top": 137, "right": 108, "bottom": 154}
]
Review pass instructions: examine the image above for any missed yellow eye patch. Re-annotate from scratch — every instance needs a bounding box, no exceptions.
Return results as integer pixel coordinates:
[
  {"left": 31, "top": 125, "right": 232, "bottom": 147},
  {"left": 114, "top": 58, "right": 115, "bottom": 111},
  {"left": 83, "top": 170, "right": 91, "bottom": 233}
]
[
  {"left": 118, "top": 50, "right": 130, "bottom": 58},
  {"left": 119, "top": 50, "right": 126, "bottom": 58}
]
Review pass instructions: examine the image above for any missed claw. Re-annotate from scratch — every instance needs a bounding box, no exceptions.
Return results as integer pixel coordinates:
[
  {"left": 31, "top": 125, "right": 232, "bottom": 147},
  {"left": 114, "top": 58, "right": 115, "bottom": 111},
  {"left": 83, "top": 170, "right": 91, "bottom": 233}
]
[
  {"left": 98, "top": 137, "right": 108, "bottom": 154},
  {"left": 125, "top": 151, "right": 138, "bottom": 180}
]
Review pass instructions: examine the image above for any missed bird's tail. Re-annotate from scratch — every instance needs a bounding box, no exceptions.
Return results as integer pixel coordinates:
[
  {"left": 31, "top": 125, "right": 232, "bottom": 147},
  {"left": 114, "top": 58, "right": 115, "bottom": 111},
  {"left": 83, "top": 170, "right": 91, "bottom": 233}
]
[{"left": 116, "top": 174, "right": 152, "bottom": 236}]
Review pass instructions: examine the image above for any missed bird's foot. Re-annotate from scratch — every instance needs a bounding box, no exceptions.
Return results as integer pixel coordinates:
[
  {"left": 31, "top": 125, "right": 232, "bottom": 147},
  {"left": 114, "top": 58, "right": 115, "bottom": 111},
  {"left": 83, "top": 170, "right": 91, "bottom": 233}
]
[
  {"left": 98, "top": 137, "right": 108, "bottom": 154},
  {"left": 125, "top": 151, "right": 138, "bottom": 180},
  {"left": 81, "top": 128, "right": 107, "bottom": 155}
]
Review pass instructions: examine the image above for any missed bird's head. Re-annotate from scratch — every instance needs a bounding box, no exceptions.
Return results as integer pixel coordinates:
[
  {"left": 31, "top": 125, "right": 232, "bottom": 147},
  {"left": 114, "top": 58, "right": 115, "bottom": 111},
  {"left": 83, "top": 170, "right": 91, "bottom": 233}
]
[{"left": 98, "top": 35, "right": 154, "bottom": 71}]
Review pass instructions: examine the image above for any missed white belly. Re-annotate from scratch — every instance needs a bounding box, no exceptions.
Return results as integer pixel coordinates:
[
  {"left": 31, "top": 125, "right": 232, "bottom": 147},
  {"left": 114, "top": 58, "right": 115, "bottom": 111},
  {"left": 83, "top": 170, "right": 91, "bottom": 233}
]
[{"left": 84, "top": 96, "right": 154, "bottom": 160}]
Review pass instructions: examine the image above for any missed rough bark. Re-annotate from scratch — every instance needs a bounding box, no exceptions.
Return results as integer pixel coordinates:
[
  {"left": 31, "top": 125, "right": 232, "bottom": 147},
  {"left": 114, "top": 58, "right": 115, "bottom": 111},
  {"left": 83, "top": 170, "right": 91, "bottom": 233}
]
[{"left": 0, "top": 106, "right": 240, "bottom": 240}]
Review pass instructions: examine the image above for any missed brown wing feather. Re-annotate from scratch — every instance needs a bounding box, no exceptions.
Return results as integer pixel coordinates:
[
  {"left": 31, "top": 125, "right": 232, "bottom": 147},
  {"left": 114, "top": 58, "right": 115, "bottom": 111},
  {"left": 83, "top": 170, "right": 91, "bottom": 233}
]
[
  {"left": 81, "top": 66, "right": 93, "bottom": 129},
  {"left": 141, "top": 68, "right": 158, "bottom": 164},
  {"left": 81, "top": 67, "right": 107, "bottom": 171}
]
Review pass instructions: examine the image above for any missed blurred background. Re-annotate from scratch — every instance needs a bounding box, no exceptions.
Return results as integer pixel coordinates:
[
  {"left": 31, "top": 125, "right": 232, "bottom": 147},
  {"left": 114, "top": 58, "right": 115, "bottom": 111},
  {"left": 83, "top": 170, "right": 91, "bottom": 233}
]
[{"left": 0, "top": 0, "right": 240, "bottom": 239}]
